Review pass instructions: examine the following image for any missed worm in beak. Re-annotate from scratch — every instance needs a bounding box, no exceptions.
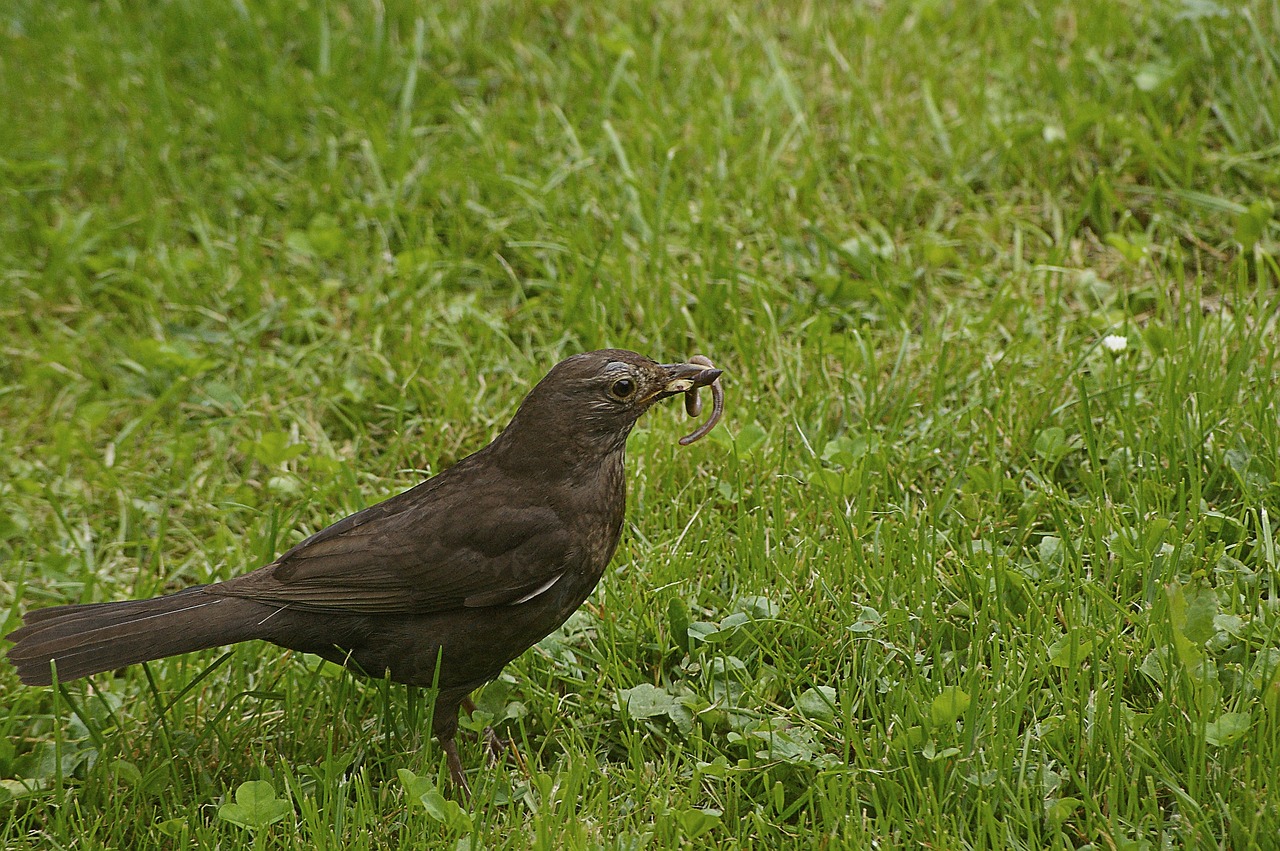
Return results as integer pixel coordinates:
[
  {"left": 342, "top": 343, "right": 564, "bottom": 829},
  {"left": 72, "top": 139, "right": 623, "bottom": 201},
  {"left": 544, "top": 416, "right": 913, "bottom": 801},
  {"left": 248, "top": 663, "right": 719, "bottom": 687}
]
[{"left": 660, "top": 354, "right": 724, "bottom": 445}]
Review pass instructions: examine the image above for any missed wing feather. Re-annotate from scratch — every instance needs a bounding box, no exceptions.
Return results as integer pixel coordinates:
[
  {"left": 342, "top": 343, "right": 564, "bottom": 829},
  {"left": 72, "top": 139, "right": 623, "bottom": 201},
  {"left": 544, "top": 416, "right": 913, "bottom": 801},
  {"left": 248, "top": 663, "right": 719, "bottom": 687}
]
[{"left": 215, "top": 460, "right": 572, "bottom": 614}]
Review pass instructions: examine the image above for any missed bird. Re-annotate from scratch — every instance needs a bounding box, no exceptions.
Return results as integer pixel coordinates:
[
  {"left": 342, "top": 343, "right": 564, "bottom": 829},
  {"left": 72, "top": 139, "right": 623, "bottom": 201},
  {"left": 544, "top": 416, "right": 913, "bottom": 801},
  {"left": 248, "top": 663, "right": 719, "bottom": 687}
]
[{"left": 5, "top": 349, "right": 724, "bottom": 795}]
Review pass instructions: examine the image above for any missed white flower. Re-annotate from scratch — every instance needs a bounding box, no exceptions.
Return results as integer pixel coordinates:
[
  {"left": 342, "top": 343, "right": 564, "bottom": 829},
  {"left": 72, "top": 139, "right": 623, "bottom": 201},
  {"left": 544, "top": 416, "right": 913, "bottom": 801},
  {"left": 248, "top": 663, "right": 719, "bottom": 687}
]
[{"left": 1102, "top": 334, "right": 1128, "bottom": 354}]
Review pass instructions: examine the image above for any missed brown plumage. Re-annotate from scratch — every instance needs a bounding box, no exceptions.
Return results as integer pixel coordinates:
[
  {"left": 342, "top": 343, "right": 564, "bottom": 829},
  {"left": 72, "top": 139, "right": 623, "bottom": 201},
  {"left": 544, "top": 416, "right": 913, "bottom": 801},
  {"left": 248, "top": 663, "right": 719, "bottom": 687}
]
[{"left": 5, "top": 349, "right": 724, "bottom": 795}]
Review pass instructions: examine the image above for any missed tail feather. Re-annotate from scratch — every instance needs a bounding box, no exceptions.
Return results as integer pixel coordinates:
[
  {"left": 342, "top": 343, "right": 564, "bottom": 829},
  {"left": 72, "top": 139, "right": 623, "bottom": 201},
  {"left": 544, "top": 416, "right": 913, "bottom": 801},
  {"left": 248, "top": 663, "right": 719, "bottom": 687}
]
[
  {"left": 5, "top": 588, "right": 268, "bottom": 686},
  {"left": 16, "top": 596, "right": 167, "bottom": 627}
]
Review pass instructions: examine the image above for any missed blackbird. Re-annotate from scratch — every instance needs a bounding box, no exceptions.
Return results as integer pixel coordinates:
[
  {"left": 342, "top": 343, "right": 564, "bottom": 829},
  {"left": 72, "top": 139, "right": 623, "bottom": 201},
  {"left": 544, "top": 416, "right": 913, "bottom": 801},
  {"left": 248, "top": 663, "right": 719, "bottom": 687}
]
[{"left": 5, "top": 349, "right": 724, "bottom": 794}]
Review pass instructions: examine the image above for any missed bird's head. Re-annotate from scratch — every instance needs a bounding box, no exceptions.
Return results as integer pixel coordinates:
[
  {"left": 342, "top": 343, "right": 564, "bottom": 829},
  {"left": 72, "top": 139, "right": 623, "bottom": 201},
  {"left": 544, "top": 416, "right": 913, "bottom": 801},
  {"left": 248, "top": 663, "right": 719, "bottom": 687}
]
[{"left": 497, "top": 349, "right": 724, "bottom": 466}]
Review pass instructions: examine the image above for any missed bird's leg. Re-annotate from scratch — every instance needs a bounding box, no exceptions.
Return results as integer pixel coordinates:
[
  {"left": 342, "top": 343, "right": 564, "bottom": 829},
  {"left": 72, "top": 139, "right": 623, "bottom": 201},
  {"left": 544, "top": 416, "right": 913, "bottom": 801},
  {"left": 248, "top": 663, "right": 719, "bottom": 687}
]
[
  {"left": 462, "top": 695, "right": 508, "bottom": 763},
  {"left": 441, "top": 733, "right": 471, "bottom": 801}
]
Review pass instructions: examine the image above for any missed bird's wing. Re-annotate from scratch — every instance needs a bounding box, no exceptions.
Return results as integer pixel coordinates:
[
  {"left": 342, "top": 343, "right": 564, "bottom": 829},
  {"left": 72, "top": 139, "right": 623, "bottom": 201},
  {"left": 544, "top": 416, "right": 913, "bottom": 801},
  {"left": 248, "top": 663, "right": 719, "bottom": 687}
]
[{"left": 215, "top": 473, "right": 573, "bottom": 614}]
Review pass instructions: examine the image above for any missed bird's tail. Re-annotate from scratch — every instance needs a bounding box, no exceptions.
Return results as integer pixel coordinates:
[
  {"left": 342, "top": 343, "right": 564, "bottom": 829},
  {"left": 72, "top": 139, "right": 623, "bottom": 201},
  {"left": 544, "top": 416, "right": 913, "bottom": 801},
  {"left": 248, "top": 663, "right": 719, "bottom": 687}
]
[{"left": 5, "top": 587, "right": 266, "bottom": 686}]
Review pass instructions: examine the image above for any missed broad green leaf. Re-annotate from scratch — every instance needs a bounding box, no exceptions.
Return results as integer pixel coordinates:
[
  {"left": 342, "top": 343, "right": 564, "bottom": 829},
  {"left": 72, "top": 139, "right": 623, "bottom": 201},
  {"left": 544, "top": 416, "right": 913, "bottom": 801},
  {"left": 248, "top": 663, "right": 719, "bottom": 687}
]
[
  {"left": 1247, "top": 649, "right": 1280, "bottom": 690},
  {"left": 796, "top": 686, "right": 838, "bottom": 722},
  {"left": 716, "top": 611, "right": 751, "bottom": 633},
  {"left": 240, "top": 430, "right": 307, "bottom": 467},
  {"left": 1034, "top": 427, "right": 1067, "bottom": 463},
  {"left": 1038, "top": 535, "right": 1064, "bottom": 565},
  {"left": 217, "top": 781, "right": 291, "bottom": 830},
  {"left": 814, "top": 467, "right": 860, "bottom": 499},
  {"left": 1171, "top": 629, "right": 1207, "bottom": 676},
  {"left": 1140, "top": 646, "right": 1173, "bottom": 682},
  {"left": 616, "top": 683, "right": 676, "bottom": 719},
  {"left": 1166, "top": 579, "right": 1218, "bottom": 645},
  {"left": 848, "top": 605, "right": 883, "bottom": 633},
  {"left": 0, "top": 779, "right": 38, "bottom": 804},
  {"left": 677, "top": 807, "right": 722, "bottom": 839},
  {"left": 922, "top": 741, "right": 961, "bottom": 761},
  {"left": 686, "top": 621, "right": 719, "bottom": 645},
  {"left": 1048, "top": 633, "right": 1093, "bottom": 667},
  {"left": 1213, "top": 613, "right": 1245, "bottom": 637},
  {"left": 110, "top": 759, "right": 142, "bottom": 787},
  {"left": 421, "top": 790, "right": 473, "bottom": 833},
  {"left": 1181, "top": 583, "right": 1219, "bottom": 644},
  {"left": 822, "top": 434, "right": 877, "bottom": 467},
  {"left": 745, "top": 728, "right": 829, "bottom": 765},
  {"left": 889, "top": 725, "right": 927, "bottom": 753},
  {"left": 735, "top": 595, "right": 781, "bottom": 619},
  {"left": 964, "top": 770, "right": 999, "bottom": 788},
  {"left": 669, "top": 697, "right": 696, "bottom": 735},
  {"left": 695, "top": 756, "right": 730, "bottom": 779},
  {"left": 1204, "top": 712, "right": 1251, "bottom": 747},
  {"left": 13, "top": 741, "right": 90, "bottom": 782},
  {"left": 397, "top": 768, "right": 434, "bottom": 801},
  {"left": 931, "top": 687, "right": 971, "bottom": 727},
  {"left": 1104, "top": 232, "right": 1150, "bottom": 263},
  {"left": 1045, "top": 796, "right": 1082, "bottom": 824}
]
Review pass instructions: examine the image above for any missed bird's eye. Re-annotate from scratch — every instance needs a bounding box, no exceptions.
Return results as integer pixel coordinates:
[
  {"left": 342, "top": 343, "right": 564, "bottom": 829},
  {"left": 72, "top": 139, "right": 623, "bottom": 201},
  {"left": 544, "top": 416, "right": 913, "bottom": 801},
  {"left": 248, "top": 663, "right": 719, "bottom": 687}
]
[{"left": 610, "top": 377, "right": 636, "bottom": 399}]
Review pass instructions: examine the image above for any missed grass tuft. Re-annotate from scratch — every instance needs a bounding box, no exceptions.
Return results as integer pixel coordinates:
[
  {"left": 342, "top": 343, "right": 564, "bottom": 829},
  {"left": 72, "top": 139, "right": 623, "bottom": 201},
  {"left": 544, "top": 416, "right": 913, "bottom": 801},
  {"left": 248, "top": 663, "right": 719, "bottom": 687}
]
[{"left": 3, "top": 0, "right": 1279, "bottom": 846}]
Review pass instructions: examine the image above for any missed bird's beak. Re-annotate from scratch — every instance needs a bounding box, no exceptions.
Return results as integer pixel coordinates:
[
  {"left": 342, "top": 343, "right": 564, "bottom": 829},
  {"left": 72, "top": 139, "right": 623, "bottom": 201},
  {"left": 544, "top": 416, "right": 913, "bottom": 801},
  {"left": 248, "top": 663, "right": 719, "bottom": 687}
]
[{"left": 657, "top": 361, "right": 724, "bottom": 399}]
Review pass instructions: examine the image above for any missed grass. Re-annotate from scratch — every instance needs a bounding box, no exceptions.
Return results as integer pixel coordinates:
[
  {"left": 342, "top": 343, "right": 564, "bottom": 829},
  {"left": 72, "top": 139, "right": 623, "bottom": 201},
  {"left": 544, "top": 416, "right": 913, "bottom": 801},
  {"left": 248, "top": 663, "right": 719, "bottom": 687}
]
[{"left": 2, "top": 0, "right": 1279, "bottom": 846}]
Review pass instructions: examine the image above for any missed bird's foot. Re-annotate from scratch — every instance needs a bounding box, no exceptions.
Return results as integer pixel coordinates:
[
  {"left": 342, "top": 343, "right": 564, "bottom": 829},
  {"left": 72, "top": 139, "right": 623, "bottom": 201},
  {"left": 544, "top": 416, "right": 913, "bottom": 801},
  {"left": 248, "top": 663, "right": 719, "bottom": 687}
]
[
  {"left": 481, "top": 725, "right": 507, "bottom": 765},
  {"left": 461, "top": 695, "right": 503, "bottom": 760},
  {"left": 459, "top": 694, "right": 510, "bottom": 768},
  {"left": 441, "top": 736, "right": 471, "bottom": 802}
]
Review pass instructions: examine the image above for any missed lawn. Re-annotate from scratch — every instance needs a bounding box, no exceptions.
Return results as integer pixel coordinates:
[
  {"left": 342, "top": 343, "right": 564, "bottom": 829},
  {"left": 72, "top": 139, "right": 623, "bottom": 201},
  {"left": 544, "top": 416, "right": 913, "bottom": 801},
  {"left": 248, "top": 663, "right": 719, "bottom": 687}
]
[{"left": 2, "top": 0, "right": 1279, "bottom": 847}]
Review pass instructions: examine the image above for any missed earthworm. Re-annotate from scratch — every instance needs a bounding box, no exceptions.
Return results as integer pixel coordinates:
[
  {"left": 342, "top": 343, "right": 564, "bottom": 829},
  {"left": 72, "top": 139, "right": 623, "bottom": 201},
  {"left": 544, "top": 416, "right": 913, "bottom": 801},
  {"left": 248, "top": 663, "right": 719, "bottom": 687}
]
[
  {"left": 678, "top": 355, "right": 725, "bottom": 445},
  {"left": 685, "top": 383, "right": 703, "bottom": 417}
]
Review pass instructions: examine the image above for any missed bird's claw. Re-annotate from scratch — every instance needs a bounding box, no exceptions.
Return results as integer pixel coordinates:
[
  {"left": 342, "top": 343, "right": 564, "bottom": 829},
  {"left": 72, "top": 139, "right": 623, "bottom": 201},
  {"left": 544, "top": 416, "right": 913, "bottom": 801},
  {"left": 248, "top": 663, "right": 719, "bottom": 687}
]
[
  {"left": 442, "top": 736, "right": 472, "bottom": 802},
  {"left": 482, "top": 726, "right": 507, "bottom": 765},
  {"left": 461, "top": 695, "right": 510, "bottom": 767}
]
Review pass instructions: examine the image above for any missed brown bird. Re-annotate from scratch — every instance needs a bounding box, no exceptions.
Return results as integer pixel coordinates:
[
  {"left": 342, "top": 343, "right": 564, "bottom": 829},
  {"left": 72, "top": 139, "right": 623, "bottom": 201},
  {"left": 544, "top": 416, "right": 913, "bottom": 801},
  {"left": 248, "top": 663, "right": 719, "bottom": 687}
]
[{"left": 5, "top": 349, "right": 724, "bottom": 794}]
